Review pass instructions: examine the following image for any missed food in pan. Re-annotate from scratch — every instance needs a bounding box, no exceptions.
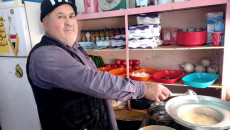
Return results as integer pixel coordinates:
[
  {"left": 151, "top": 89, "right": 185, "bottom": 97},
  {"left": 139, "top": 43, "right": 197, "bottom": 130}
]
[
  {"left": 131, "top": 72, "right": 150, "bottom": 77},
  {"left": 179, "top": 108, "right": 218, "bottom": 125}
]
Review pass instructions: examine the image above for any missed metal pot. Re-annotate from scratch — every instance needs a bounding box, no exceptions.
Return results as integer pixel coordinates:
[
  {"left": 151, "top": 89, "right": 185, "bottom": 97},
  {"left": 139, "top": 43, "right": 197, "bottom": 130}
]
[
  {"left": 139, "top": 125, "right": 175, "bottom": 130},
  {"left": 165, "top": 95, "right": 230, "bottom": 130}
]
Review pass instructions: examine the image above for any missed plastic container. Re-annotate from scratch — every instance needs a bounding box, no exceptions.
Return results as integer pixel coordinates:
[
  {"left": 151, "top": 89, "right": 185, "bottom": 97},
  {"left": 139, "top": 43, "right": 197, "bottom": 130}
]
[
  {"left": 109, "top": 68, "right": 134, "bottom": 78},
  {"left": 84, "top": 0, "right": 99, "bottom": 13},
  {"left": 130, "top": 68, "right": 158, "bottom": 81},
  {"left": 182, "top": 72, "right": 219, "bottom": 88},
  {"left": 98, "top": 67, "right": 115, "bottom": 72},
  {"left": 176, "top": 31, "right": 207, "bottom": 46},
  {"left": 152, "top": 70, "right": 184, "bottom": 84}
]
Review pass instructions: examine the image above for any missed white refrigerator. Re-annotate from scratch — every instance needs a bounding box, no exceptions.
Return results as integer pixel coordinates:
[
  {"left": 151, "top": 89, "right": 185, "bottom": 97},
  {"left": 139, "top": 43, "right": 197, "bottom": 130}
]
[{"left": 0, "top": 1, "right": 44, "bottom": 130}]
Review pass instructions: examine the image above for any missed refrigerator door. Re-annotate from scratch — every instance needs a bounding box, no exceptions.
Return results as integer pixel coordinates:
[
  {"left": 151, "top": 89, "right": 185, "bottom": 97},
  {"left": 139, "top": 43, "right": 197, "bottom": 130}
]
[
  {"left": 0, "top": 5, "right": 31, "bottom": 56},
  {"left": 24, "top": 1, "right": 44, "bottom": 47},
  {"left": 0, "top": 57, "right": 41, "bottom": 130}
]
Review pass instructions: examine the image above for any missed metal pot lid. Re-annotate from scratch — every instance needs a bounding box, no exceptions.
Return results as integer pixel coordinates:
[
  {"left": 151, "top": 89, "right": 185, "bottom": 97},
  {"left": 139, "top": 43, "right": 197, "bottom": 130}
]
[{"left": 165, "top": 95, "right": 230, "bottom": 130}]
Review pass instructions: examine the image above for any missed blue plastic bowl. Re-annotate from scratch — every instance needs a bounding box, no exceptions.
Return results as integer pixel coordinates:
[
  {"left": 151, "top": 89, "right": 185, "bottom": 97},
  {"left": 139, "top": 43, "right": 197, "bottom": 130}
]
[{"left": 182, "top": 72, "right": 219, "bottom": 88}]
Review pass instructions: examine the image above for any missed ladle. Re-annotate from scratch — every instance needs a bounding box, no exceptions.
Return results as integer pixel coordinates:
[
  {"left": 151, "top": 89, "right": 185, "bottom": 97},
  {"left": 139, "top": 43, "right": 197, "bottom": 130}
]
[{"left": 170, "top": 89, "right": 197, "bottom": 97}]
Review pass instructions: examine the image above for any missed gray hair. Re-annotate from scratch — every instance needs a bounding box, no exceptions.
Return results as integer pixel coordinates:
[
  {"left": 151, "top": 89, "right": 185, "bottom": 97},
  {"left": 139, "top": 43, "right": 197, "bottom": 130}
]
[{"left": 44, "top": 14, "right": 49, "bottom": 20}]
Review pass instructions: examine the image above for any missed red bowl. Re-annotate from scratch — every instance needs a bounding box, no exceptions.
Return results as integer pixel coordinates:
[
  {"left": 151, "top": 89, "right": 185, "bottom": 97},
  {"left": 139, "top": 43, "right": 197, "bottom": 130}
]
[
  {"left": 153, "top": 70, "right": 184, "bottom": 84},
  {"left": 130, "top": 68, "right": 158, "bottom": 81},
  {"left": 177, "top": 31, "right": 207, "bottom": 46}
]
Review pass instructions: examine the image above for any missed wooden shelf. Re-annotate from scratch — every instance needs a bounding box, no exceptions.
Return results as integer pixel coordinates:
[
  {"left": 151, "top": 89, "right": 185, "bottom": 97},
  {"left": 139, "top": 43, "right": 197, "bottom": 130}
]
[
  {"left": 84, "top": 45, "right": 224, "bottom": 52},
  {"left": 77, "top": 10, "right": 125, "bottom": 20},
  {"left": 129, "top": 45, "right": 224, "bottom": 51},
  {"left": 76, "top": 0, "right": 228, "bottom": 20},
  {"left": 145, "top": 78, "right": 222, "bottom": 89},
  {"left": 114, "top": 107, "right": 147, "bottom": 121},
  {"left": 85, "top": 47, "right": 126, "bottom": 52},
  {"left": 126, "top": 0, "right": 228, "bottom": 15}
]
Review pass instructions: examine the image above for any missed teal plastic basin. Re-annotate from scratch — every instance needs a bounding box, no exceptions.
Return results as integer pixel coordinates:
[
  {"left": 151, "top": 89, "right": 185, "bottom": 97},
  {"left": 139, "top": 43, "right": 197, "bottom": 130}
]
[{"left": 182, "top": 72, "right": 219, "bottom": 88}]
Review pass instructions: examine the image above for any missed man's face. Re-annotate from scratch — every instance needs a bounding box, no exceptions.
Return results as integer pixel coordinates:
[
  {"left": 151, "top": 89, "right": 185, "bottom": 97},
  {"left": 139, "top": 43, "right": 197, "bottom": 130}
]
[{"left": 43, "top": 4, "right": 78, "bottom": 46}]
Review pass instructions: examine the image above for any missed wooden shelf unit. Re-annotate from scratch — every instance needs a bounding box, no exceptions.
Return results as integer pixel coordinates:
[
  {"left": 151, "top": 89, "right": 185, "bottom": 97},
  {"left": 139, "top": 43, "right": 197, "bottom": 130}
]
[{"left": 76, "top": 0, "right": 230, "bottom": 97}]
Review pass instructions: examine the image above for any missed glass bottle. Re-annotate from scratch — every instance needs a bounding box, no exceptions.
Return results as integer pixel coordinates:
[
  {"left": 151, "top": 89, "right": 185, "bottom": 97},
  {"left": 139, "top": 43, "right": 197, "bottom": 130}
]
[
  {"left": 121, "top": 27, "right": 125, "bottom": 35},
  {"left": 85, "top": 30, "right": 91, "bottom": 42},
  {"left": 81, "top": 30, "right": 86, "bottom": 42},
  {"left": 115, "top": 28, "right": 121, "bottom": 36},
  {"left": 90, "top": 30, "right": 96, "bottom": 42},
  {"left": 99, "top": 29, "right": 105, "bottom": 40},
  {"left": 105, "top": 28, "right": 110, "bottom": 40},
  {"left": 109, "top": 28, "right": 115, "bottom": 39},
  {"left": 95, "top": 29, "right": 100, "bottom": 41}
]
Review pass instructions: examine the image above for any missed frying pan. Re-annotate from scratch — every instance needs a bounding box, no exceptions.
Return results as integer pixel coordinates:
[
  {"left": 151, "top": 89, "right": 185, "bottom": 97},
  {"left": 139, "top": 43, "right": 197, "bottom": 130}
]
[{"left": 165, "top": 95, "right": 230, "bottom": 130}]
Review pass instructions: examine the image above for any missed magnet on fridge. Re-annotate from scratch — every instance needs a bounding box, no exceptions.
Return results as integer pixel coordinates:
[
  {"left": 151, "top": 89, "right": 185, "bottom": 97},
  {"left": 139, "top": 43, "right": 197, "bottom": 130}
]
[
  {"left": 8, "top": 33, "right": 19, "bottom": 56},
  {"left": 15, "top": 64, "right": 23, "bottom": 78}
]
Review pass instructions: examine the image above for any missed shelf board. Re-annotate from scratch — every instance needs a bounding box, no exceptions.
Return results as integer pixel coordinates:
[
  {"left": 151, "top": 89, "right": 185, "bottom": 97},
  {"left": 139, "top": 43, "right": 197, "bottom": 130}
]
[
  {"left": 145, "top": 78, "right": 222, "bottom": 89},
  {"left": 85, "top": 47, "right": 126, "bottom": 52},
  {"left": 129, "top": 45, "right": 224, "bottom": 51},
  {"left": 76, "top": 0, "right": 228, "bottom": 20},
  {"left": 76, "top": 10, "right": 125, "bottom": 20},
  {"left": 126, "top": 0, "right": 228, "bottom": 15},
  {"left": 84, "top": 45, "right": 224, "bottom": 52}
]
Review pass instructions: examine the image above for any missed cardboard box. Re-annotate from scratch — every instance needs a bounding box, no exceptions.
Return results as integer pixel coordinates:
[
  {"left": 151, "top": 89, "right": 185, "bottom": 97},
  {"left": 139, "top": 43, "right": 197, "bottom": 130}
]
[
  {"left": 207, "top": 12, "right": 224, "bottom": 44},
  {"left": 162, "top": 28, "right": 178, "bottom": 44}
]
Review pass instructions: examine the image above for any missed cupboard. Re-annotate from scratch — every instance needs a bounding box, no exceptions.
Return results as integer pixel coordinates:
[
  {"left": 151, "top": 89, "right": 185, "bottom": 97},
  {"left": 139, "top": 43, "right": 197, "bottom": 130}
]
[{"left": 76, "top": 0, "right": 230, "bottom": 100}]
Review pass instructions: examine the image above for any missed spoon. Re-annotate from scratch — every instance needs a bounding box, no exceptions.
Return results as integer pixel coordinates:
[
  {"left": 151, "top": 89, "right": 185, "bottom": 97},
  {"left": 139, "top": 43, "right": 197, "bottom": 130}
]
[{"left": 170, "top": 89, "right": 197, "bottom": 97}]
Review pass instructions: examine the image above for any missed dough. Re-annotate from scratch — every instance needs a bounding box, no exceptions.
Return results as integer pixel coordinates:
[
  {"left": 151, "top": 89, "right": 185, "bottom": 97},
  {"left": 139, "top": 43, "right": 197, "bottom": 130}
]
[{"left": 179, "top": 108, "right": 218, "bottom": 125}]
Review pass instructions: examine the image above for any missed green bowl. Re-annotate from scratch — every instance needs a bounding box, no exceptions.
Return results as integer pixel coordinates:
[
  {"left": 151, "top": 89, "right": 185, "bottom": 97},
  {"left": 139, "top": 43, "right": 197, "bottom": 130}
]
[{"left": 130, "top": 98, "right": 152, "bottom": 109}]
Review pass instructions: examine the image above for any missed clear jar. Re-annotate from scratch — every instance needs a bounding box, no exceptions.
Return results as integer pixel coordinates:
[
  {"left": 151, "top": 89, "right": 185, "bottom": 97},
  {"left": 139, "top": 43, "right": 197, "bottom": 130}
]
[
  {"left": 85, "top": 30, "right": 91, "bottom": 42},
  {"left": 99, "top": 29, "right": 105, "bottom": 40},
  {"left": 109, "top": 28, "right": 115, "bottom": 39},
  {"left": 115, "top": 28, "right": 121, "bottom": 36},
  {"left": 95, "top": 29, "right": 100, "bottom": 41},
  {"left": 81, "top": 30, "right": 86, "bottom": 42},
  {"left": 105, "top": 28, "right": 110, "bottom": 40},
  {"left": 90, "top": 30, "right": 96, "bottom": 42},
  {"left": 121, "top": 27, "right": 125, "bottom": 35}
]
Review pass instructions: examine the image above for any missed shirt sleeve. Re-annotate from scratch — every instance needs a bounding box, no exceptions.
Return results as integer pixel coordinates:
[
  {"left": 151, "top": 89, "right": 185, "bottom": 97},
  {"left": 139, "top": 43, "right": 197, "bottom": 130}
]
[{"left": 29, "top": 45, "right": 146, "bottom": 101}]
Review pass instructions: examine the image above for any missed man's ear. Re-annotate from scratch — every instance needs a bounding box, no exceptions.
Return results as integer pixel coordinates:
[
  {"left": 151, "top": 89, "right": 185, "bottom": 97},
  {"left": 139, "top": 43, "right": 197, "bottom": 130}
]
[{"left": 43, "top": 18, "right": 48, "bottom": 30}]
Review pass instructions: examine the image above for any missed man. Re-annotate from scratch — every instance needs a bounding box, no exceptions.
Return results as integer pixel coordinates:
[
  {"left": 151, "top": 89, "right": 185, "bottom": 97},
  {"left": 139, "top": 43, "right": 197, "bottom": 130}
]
[{"left": 26, "top": 0, "right": 171, "bottom": 129}]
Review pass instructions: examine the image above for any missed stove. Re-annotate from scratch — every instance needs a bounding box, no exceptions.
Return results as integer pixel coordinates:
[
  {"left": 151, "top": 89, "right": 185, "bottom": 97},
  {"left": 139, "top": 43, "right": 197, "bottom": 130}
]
[{"left": 139, "top": 101, "right": 188, "bottom": 130}]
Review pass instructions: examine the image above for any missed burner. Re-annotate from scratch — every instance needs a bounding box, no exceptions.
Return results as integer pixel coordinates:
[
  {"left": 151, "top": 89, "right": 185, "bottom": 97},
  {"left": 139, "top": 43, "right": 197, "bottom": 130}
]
[
  {"left": 148, "top": 106, "right": 172, "bottom": 125},
  {"left": 140, "top": 103, "right": 183, "bottom": 130}
]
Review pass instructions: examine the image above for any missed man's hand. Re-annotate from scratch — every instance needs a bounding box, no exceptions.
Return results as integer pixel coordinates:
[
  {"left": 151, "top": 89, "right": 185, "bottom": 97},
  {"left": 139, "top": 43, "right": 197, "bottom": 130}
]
[{"left": 144, "top": 83, "right": 171, "bottom": 102}]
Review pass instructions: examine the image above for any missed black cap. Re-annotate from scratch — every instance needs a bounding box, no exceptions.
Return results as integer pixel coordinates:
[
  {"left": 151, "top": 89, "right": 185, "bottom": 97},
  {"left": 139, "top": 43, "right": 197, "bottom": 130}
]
[{"left": 40, "top": 0, "right": 77, "bottom": 22}]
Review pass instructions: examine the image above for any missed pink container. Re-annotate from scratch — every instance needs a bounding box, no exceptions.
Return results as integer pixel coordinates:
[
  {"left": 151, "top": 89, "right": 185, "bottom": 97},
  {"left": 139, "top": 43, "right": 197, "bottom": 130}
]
[{"left": 84, "top": 0, "right": 98, "bottom": 13}]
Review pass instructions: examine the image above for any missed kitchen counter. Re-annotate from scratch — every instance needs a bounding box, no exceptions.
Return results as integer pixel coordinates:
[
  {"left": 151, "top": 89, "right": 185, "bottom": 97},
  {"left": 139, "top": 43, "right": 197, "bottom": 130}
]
[{"left": 114, "top": 108, "right": 147, "bottom": 121}]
